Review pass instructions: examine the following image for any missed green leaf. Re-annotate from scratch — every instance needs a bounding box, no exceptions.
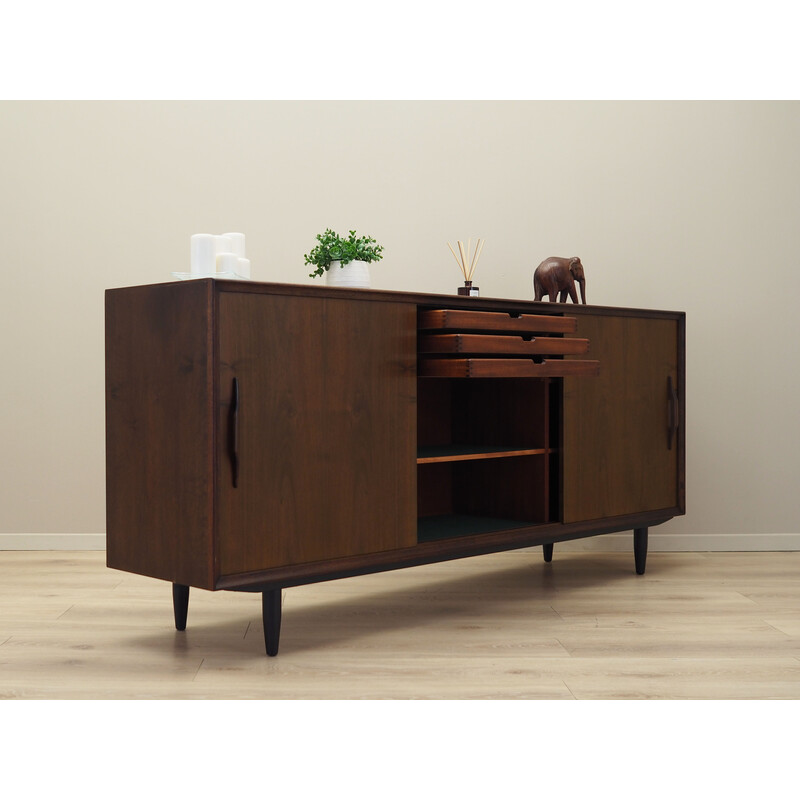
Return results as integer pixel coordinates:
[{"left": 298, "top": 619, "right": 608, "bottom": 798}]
[{"left": 303, "top": 228, "right": 384, "bottom": 276}]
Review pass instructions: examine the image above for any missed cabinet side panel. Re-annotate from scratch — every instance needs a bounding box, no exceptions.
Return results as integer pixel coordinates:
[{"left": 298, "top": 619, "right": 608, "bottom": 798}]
[
  {"left": 562, "top": 313, "right": 680, "bottom": 523},
  {"left": 217, "top": 293, "right": 417, "bottom": 575},
  {"left": 105, "top": 282, "right": 214, "bottom": 588}
]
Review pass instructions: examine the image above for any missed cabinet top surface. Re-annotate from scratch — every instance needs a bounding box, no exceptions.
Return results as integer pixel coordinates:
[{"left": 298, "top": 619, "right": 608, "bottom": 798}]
[{"left": 106, "top": 279, "right": 684, "bottom": 319}]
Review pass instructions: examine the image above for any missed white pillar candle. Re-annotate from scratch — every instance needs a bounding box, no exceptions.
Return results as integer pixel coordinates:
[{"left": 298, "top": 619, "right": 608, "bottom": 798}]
[
  {"left": 237, "top": 257, "right": 251, "bottom": 279},
  {"left": 190, "top": 234, "right": 216, "bottom": 276},
  {"left": 223, "top": 232, "right": 246, "bottom": 258},
  {"left": 215, "top": 235, "right": 234, "bottom": 256}
]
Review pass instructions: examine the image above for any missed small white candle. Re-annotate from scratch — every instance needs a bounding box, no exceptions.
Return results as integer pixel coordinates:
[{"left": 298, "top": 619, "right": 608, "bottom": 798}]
[
  {"left": 216, "top": 252, "right": 240, "bottom": 274},
  {"left": 190, "top": 234, "right": 216, "bottom": 276},
  {"left": 237, "top": 257, "right": 251, "bottom": 279}
]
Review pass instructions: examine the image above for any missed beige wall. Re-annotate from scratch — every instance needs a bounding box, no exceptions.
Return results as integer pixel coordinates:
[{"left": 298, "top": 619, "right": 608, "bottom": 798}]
[{"left": 1, "top": 101, "right": 798, "bottom": 548}]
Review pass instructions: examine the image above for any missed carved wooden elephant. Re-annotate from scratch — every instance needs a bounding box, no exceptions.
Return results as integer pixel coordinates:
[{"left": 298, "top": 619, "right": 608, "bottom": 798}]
[{"left": 533, "top": 256, "right": 586, "bottom": 303}]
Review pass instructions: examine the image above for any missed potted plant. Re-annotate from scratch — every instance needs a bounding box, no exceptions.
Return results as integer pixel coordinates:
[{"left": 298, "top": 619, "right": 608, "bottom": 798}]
[{"left": 304, "top": 228, "right": 384, "bottom": 288}]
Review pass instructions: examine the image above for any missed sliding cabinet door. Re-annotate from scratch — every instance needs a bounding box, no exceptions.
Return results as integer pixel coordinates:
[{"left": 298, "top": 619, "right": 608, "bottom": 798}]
[
  {"left": 216, "top": 291, "right": 417, "bottom": 576},
  {"left": 562, "top": 312, "right": 684, "bottom": 523}
]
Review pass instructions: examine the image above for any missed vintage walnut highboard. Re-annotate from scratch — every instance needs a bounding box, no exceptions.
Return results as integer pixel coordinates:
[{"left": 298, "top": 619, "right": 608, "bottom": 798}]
[{"left": 105, "top": 279, "right": 685, "bottom": 655}]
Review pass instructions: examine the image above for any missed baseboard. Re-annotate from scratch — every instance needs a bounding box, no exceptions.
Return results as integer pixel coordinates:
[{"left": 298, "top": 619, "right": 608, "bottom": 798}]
[
  {"left": 551, "top": 532, "right": 800, "bottom": 552},
  {"left": 2, "top": 532, "right": 799, "bottom": 552},
  {"left": 0, "top": 533, "right": 106, "bottom": 550}
]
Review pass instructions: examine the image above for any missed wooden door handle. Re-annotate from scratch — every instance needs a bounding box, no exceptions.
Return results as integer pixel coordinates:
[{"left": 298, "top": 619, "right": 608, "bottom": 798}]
[
  {"left": 667, "top": 376, "right": 679, "bottom": 450},
  {"left": 230, "top": 377, "right": 239, "bottom": 487}
]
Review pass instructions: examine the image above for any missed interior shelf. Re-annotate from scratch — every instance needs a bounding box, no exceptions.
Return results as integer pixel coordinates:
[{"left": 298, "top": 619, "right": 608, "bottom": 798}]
[
  {"left": 417, "top": 445, "right": 548, "bottom": 464},
  {"left": 417, "top": 514, "right": 535, "bottom": 542},
  {"left": 416, "top": 374, "right": 554, "bottom": 536}
]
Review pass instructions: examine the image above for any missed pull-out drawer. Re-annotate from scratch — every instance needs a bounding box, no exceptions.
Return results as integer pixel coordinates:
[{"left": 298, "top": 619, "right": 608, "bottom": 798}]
[
  {"left": 418, "top": 309, "right": 577, "bottom": 334},
  {"left": 417, "top": 307, "right": 598, "bottom": 379},
  {"left": 418, "top": 333, "right": 589, "bottom": 356},
  {"left": 418, "top": 358, "right": 599, "bottom": 378}
]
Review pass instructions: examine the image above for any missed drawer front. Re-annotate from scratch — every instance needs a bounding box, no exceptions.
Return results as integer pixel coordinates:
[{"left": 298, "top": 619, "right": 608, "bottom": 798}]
[
  {"left": 419, "top": 333, "right": 589, "bottom": 356},
  {"left": 418, "top": 307, "right": 598, "bottom": 379},
  {"left": 418, "top": 358, "right": 599, "bottom": 378},
  {"left": 418, "top": 308, "right": 577, "bottom": 334}
]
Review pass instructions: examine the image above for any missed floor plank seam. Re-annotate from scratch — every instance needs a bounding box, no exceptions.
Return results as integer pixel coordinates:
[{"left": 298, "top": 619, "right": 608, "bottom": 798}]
[
  {"left": 763, "top": 622, "right": 792, "bottom": 637},
  {"left": 735, "top": 593, "right": 762, "bottom": 605},
  {"left": 554, "top": 638, "right": 573, "bottom": 656},
  {"left": 192, "top": 658, "right": 205, "bottom": 681}
]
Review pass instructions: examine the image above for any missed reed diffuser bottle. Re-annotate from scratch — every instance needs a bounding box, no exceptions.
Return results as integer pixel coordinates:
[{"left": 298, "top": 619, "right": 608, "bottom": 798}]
[{"left": 448, "top": 237, "right": 484, "bottom": 296}]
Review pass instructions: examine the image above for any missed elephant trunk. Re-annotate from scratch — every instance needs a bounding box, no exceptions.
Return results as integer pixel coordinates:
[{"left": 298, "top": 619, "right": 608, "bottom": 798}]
[{"left": 578, "top": 278, "right": 586, "bottom": 304}]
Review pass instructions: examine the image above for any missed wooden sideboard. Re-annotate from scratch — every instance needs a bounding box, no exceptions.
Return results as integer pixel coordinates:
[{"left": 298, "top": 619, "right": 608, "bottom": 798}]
[{"left": 105, "top": 280, "right": 685, "bottom": 656}]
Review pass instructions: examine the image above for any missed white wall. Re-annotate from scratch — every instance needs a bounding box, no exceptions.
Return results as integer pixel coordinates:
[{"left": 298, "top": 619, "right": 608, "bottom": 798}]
[{"left": 1, "top": 101, "right": 798, "bottom": 549}]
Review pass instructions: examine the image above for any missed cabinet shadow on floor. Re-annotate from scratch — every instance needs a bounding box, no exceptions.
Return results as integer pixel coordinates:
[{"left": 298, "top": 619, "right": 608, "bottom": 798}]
[{"left": 119, "top": 550, "right": 677, "bottom": 658}]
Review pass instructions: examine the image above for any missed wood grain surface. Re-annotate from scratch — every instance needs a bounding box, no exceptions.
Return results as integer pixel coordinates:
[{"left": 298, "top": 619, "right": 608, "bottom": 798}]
[
  {"left": 418, "top": 357, "right": 600, "bottom": 378},
  {"left": 562, "top": 313, "right": 683, "bottom": 522},
  {"left": 105, "top": 281, "right": 216, "bottom": 589},
  {"left": 216, "top": 293, "right": 417, "bottom": 576},
  {"left": 418, "top": 334, "right": 590, "bottom": 355},
  {"left": 417, "top": 309, "right": 577, "bottom": 334}
]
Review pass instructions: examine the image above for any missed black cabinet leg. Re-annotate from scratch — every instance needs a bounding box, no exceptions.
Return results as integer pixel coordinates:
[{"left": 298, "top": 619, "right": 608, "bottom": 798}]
[
  {"left": 542, "top": 543, "right": 554, "bottom": 562},
  {"left": 634, "top": 528, "right": 648, "bottom": 575},
  {"left": 173, "top": 583, "right": 189, "bottom": 630},
  {"left": 262, "top": 589, "right": 282, "bottom": 657}
]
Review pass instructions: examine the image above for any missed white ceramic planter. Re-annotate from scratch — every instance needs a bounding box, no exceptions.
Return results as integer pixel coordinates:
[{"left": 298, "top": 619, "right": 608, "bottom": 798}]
[{"left": 325, "top": 259, "right": 370, "bottom": 288}]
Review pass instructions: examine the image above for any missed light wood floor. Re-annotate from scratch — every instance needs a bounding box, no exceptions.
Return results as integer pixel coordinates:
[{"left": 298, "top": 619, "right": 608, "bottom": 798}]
[{"left": 1, "top": 549, "right": 799, "bottom": 699}]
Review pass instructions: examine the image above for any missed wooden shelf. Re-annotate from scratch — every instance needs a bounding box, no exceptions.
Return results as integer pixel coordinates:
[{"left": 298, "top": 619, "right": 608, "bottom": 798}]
[
  {"left": 417, "top": 514, "right": 534, "bottom": 542},
  {"left": 417, "top": 445, "right": 548, "bottom": 464}
]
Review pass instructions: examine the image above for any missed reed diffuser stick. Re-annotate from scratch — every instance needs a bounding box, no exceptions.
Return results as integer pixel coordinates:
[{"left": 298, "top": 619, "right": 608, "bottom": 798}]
[
  {"left": 447, "top": 241, "right": 465, "bottom": 275},
  {"left": 469, "top": 238, "right": 485, "bottom": 280},
  {"left": 457, "top": 240, "right": 468, "bottom": 280},
  {"left": 448, "top": 238, "right": 486, "bottom": 283}
]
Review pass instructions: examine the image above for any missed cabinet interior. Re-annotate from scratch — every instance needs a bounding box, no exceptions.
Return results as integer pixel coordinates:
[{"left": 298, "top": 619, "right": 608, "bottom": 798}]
[{"left": 416, "top": 377, "right": 560, "bottom": 541}]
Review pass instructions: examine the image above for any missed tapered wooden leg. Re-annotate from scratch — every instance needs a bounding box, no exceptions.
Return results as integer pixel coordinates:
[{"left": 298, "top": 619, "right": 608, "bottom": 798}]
[
  {"left": 262, "top": 589, "right": 282, "bottom": 657},
  {"left": 542, "top": 543, "right": 554, "bottom": 562},
  {"left": 634, "top": 528, "right": 648, "bottom": 575},
  {"left": 172, "top": 583, "right": 189, "bottom": 630}
]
